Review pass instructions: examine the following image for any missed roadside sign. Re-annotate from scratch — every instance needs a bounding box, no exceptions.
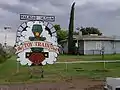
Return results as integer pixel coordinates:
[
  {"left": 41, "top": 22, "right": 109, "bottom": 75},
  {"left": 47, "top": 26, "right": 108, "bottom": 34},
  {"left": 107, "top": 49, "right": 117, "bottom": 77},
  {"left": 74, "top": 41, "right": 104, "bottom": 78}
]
[
  {"left": 15, "top": 21, "right": 59, "bottom": 66},
  {"left": 20, "top": 14, "right": 55, "bottom": 22}
]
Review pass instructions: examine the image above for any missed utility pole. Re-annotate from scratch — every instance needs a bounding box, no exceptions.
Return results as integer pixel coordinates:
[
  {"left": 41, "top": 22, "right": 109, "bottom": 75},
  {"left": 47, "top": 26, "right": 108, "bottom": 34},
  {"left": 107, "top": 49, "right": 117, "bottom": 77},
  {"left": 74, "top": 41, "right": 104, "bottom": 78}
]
[
  {"left": 101, "top": 41, "right": 105, "bottom": 69},
  {"left": 76, "top": 27, "right": 82, "bottom": 55},
  {"left": 4, "top": 26, "right": 11, "bottom": 48}
]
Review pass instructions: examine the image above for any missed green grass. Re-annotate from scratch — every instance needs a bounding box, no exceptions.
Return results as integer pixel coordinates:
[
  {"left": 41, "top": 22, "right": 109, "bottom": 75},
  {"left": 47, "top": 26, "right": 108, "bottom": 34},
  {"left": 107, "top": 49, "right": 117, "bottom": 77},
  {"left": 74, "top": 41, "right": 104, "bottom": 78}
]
[
  {"left": 0, "top": 55, "right": 120, "bottom": 84},
  {"left": 58, "top": 54, "right": 120, "bottom": 62}
]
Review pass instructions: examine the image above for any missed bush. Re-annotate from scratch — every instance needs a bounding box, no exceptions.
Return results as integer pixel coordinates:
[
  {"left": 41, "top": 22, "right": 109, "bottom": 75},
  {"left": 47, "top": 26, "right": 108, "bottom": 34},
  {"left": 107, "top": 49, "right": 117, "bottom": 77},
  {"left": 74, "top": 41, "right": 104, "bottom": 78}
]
[
  {"left": 0, "top": 45, "right": 12, "bottom": 64},
  {"left": 0, "top": 55, "right": 7, "bottom": 63}
]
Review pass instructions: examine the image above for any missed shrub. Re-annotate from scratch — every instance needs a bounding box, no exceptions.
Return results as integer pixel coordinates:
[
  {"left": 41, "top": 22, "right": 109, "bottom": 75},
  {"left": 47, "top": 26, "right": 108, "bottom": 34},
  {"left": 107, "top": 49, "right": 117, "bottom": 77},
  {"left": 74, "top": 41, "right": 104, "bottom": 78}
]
[{"left": 0, "top": 44, "right": 12, "bottom": 63}]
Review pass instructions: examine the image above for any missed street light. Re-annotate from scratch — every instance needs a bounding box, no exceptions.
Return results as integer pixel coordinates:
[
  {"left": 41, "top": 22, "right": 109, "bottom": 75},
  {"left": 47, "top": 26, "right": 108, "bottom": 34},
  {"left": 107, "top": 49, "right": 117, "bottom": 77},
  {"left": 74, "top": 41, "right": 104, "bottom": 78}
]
[{"left": 4, "top": 26, "right": 11, "bottom": 48}]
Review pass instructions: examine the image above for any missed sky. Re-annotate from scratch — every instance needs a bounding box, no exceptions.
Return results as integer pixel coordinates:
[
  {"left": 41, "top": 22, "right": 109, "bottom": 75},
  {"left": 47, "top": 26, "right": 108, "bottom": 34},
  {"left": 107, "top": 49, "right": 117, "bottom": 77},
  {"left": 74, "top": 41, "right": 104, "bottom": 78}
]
[{"left": 0, "top": 0, "right": 120, "bottom": 46}]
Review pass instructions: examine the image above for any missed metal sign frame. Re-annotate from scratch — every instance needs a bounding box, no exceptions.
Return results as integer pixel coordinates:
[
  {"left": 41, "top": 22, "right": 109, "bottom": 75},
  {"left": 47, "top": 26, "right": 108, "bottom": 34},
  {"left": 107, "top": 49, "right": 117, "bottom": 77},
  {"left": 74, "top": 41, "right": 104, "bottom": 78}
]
[{"left": 20, "top": 14, "right": 55, "bottom": 22}]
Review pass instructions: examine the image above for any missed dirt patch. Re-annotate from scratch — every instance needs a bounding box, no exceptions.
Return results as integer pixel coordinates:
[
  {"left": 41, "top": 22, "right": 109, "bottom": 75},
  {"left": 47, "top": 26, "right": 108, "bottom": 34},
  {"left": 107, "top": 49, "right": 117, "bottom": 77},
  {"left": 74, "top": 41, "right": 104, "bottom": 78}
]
[{"left": 0, "top": 77, "right": 104, "bottom": 90}]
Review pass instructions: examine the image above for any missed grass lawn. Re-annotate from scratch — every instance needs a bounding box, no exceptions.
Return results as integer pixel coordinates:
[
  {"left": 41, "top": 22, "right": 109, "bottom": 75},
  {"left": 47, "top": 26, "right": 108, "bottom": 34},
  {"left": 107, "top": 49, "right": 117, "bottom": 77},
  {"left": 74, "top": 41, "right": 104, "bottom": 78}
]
[
  {"left": 0, "top": 55, "right": 120, "bottom": 84},
  {"left": 58, "top": 54, "right": 120, "bottom": 62}
]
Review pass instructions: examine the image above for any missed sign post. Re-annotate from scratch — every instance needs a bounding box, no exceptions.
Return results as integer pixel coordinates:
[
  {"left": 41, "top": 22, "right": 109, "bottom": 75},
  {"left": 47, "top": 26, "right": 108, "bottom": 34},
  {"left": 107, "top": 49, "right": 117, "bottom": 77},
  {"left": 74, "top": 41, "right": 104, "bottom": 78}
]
[{"left": 14, "top": 14, "right": 58, "bottom": 78}]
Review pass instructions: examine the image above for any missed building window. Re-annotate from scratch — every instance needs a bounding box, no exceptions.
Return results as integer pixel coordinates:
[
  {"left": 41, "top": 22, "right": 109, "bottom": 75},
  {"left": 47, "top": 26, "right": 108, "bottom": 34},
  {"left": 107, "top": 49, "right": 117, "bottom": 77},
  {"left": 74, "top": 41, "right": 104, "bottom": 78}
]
[{"left": 96, "top": 42, "right": 102, "bottom": 50}]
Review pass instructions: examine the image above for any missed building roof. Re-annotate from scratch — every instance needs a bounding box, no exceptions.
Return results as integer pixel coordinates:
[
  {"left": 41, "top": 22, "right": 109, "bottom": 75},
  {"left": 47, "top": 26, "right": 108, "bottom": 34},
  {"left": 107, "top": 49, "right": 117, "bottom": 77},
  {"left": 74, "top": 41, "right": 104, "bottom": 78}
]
[
  {"left": 74, "top": 35, "right": 115, "bottom": 41},
  {"left": 60, "top": 35, "right": 120, "bottom": 43}
]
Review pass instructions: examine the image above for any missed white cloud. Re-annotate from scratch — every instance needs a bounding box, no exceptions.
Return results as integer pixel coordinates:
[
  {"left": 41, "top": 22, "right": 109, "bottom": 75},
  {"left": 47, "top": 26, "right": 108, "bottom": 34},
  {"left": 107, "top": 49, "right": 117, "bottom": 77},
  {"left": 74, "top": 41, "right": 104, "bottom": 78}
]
[
  {"left": 0, "top": 0, "right": 19, "bottom": 5},
  {"left": 0, "top": 0, "right": 120, "bottom": 46}
]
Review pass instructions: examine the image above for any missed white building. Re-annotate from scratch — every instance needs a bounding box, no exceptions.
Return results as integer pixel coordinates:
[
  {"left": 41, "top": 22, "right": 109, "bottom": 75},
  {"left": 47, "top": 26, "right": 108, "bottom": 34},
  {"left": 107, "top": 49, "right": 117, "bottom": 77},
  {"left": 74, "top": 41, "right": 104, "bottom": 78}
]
[{"left": 61, "top": 34, "right": 120, "bottom": 55}]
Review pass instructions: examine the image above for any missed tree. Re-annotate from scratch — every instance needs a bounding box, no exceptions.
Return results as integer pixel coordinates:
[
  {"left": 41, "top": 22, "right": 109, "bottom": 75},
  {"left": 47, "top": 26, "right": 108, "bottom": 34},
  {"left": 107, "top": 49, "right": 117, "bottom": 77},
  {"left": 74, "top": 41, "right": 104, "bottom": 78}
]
[
  {"left": 54, "top": 24, "right": 68, "bottom": 43},
  {"left": 0, "top": 44, "right": 11, "bottom": 63},
  {"left": 68, "top": 2, "right": 75, "bottom": 54},
  {"left": 80, "top": 27, "right": 102, "bottom": 35},
  {"left": 57, "top": 29, "right": 68, "bottom": 43},
  {"left": 54, "top": 24, "right": 61, "bottom": 31},
  {"left": 73, "top": 31, "right": 79, "bottom": 35}
]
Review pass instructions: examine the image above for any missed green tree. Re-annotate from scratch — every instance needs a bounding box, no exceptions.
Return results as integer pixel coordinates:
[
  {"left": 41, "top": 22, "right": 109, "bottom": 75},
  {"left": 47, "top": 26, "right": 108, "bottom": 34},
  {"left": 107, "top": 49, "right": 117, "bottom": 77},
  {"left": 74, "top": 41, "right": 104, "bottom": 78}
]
[
  {"left": 54, "top": 24, "right": 68, "bottom": 43},
  {"left": 73, "top": 31, "right": 79, "bottom": 35},
  {"left": 80, "top": 27, "right": 102, "bottom": 35},
  {"left": 57, "top": 29, "right": 67, "bottom": 43},
  {"left": 68, "top": 2, "right": 75, "bottom": 54},
  {"left": 54, "top": 24, "right": 61, "bottom": 31}
]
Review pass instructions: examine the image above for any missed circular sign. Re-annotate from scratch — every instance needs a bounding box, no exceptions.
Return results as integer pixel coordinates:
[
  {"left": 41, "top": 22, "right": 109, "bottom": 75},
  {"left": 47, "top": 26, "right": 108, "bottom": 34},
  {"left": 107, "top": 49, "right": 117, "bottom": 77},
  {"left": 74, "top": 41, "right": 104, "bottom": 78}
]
[{"left": 15, "top": 21, "right": 59, "bottom": 66}]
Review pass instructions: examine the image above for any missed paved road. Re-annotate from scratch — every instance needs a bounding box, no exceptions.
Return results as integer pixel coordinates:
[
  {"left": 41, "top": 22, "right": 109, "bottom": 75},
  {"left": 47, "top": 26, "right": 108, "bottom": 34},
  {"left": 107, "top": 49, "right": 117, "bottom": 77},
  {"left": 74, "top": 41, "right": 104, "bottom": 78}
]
[{"left": 56, "top": 60, "right": 120, "bottom": 64}]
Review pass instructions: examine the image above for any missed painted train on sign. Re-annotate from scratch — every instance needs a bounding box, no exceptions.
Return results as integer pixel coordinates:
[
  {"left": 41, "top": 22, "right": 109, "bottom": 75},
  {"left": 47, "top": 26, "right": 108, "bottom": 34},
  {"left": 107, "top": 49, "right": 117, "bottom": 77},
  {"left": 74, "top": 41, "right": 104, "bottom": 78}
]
[{"left": 14, "top": 21, "right": 59, "bottom": 66}]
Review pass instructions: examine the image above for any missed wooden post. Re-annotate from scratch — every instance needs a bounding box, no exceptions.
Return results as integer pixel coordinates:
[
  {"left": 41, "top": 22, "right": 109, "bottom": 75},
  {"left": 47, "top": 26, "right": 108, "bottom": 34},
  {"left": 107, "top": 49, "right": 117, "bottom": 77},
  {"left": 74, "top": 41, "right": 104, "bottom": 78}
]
[
  {"left": 41, "top": 66, "right": 44, "bottom": 78},
  {"left": 28, "top": 66, "right": 33, "bottom": 78},
  {"left": 16, "top": 61, "right": 20, "bottom": 73}
]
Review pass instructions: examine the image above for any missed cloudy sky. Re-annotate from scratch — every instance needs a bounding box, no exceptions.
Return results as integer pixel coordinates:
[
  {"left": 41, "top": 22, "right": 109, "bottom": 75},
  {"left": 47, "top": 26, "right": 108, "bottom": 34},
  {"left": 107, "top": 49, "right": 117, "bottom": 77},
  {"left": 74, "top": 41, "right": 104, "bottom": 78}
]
[{"left": 0, "top": 0, "right": 120, "bottom": 46}]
